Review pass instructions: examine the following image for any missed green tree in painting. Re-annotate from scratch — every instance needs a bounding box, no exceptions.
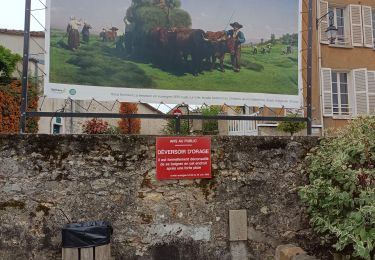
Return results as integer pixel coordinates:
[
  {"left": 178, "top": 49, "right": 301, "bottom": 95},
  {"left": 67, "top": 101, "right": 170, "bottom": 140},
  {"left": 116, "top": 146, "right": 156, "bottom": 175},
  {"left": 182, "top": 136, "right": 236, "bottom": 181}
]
[
  {"left": 125, "top": 0, "right": 191, "bottom": 33},
  {"left": 169, "top": 8, "right": 191, "bottom": 28}
]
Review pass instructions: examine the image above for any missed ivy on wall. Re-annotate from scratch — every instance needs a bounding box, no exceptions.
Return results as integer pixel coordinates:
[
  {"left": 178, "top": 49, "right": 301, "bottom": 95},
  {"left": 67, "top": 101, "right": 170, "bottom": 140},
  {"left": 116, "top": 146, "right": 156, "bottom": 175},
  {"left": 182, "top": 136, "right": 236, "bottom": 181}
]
[{"left": 0, "top": 80, "right": 39, "bottom": 133}]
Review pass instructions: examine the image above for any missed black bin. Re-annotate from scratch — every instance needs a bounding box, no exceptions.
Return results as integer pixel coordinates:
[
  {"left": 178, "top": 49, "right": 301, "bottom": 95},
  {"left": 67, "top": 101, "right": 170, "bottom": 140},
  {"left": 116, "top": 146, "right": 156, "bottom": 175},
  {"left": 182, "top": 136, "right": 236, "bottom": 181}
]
[{"left": 62, "top": 221, "right": 113, "bottom": 260}]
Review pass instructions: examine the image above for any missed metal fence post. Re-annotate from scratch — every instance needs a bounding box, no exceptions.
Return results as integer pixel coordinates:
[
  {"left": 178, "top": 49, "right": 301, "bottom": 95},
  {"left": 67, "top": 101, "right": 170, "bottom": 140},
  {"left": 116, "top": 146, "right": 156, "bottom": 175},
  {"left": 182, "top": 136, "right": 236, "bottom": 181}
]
[
  {"left": 20, "top": 0, "right": 32, "bottom": 133},
  {"left": 175, "top": 116, "right": 181, "bottom": 135}
]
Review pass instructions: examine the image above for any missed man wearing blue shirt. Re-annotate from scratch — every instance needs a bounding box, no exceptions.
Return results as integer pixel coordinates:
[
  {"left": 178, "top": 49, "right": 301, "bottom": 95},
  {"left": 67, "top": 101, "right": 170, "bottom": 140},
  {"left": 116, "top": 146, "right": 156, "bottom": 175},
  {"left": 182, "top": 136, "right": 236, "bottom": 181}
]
[{"left": 226, "top": 22, "right": 246, "bottom": 72}]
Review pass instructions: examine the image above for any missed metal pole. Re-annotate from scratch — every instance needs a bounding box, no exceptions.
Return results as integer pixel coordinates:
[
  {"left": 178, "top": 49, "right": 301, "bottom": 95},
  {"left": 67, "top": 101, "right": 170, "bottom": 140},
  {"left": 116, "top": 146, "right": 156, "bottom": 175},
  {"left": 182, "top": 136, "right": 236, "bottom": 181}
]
[
  {"left": 20, "top": 0, "right": 32, "bottom": 133},
  {"left": 26, "top": 112, "right": 308, "bottom": 122},
  {"left": 306, "top": 0, "right": 313, "bottom": 135},
  {"left": 175, "top": 116, "right": 181, "bottom": 135}
]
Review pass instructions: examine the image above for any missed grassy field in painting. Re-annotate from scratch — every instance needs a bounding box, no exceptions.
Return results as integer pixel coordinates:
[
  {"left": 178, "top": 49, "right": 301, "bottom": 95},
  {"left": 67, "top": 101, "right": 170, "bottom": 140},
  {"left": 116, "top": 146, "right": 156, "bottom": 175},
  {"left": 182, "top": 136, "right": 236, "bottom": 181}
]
[{"left": 49, "top": 30, "right": 298, "bottom": 95}]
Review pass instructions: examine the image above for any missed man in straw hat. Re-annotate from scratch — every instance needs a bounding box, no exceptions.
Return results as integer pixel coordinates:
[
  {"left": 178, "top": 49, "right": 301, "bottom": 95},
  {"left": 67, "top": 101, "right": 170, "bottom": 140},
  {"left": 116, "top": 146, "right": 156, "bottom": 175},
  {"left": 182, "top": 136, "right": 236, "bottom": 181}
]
[{"left": 226, "top": 22, "right": 245, "bottom": 72}]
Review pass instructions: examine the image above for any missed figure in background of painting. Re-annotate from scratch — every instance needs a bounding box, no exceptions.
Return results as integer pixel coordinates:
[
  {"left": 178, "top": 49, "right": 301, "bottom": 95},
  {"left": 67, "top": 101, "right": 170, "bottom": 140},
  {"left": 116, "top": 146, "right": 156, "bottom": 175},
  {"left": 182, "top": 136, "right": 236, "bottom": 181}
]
[
  {"left": 67, "top": 16, "right": 82, "bottom": 50},
  {"left": 225, "top": 22, "right": 245, "bottom": 72},
  {"left": 124, "top": 18, "right": 135, "bottom": 56},
  {"left": 81, "top": 22, "right": 92, "bottom": 44}
]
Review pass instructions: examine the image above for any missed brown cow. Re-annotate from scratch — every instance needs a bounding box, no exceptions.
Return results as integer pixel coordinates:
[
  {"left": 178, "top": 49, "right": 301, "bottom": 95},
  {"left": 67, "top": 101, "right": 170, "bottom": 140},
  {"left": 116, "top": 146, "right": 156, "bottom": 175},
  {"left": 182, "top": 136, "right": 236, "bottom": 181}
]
[
  {"left": 205, "top": 31, "right": 235, "bottom": 71},
  {"left": 168, "top": 28, "right": 210, "bottom": 75},
  {"left": 147, "top": 27, "right": 172, "bottom": 64},
  {"left": 100, "top": 27, "right": 118, "bottom": 42},
  {"left": 206, "top": 31, "right": 227, "bottom": 41}
]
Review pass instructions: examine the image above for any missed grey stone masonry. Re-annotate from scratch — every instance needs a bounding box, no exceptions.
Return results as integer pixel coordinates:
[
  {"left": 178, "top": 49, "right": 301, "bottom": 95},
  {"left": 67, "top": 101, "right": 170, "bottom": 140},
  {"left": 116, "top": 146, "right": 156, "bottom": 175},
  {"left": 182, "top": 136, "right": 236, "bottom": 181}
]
[{"left": 0, "top": 135, "right": 325, "bottom": 259}]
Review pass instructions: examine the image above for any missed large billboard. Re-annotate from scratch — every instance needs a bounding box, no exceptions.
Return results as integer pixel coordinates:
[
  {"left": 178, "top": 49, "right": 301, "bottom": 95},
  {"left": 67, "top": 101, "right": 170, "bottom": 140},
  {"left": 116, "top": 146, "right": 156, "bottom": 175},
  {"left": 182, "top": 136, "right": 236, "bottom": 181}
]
[{"left": 45, "top": 0, "right": 301, "bottom": 108}]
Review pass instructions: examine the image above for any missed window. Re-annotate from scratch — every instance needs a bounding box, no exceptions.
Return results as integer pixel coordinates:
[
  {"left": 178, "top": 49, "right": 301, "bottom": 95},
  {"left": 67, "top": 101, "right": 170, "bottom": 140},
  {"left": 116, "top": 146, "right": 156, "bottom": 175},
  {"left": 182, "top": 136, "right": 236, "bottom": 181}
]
[
  {"left": 332, "top": 8, "right": 345, "bottom": 44},
  {"left": 329, "top": 7, "right": 346, "bottom": 45},
  {"left": 322, "top": 68, "right": 375, "bottom": 117},
  {"left": 331, "top": 72, "right": 350, "bottom": 115},
  {"left": 373, "top": 10, "right": 375, "bottom": 47}
]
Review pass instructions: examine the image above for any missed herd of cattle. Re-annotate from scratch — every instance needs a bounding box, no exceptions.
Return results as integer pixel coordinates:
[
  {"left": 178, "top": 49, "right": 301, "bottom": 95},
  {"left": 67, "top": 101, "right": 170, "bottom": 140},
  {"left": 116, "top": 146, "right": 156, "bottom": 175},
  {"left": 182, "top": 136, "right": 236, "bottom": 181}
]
[
  {"left": 89, "top": 26, "right": 289, "bottom": 76},
  {"left": 147, "top": 28, "right": 237, "bottom": 75}
]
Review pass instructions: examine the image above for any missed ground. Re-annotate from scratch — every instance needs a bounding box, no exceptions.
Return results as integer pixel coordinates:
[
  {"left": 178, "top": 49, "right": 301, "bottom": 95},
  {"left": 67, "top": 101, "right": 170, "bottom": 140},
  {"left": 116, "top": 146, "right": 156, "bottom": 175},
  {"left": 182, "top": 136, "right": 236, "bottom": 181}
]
[{"left": 49, "top": 30, "right": 298, "bottom": 95}]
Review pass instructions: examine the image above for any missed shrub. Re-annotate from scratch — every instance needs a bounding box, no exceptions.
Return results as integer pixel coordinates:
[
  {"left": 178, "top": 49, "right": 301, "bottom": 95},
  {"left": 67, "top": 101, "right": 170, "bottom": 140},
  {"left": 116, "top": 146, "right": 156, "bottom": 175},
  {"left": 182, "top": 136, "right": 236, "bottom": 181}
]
[
  {"left": 277, "top": 114, "right": 307, "bottom": 136},
  {"left": 0, "top": 80, "right": 39, "bottom": 133},
  {"left": 0, "top": 45, "right": 21, "bottom": 82},
  {"left": 82, "top": 118, "right": 110, "bottom": 134},
  {"left": 300, "top": 117, "right": 375, "bottom": 259},
  {"left": 162, "top": 118, "right": 190, "bottom": 135},
  {"left": 118, "top": 103, "right": 141, "bottom": 134},
  {"left": 200, "top": 105, "right": 220, "bottom": 135}
]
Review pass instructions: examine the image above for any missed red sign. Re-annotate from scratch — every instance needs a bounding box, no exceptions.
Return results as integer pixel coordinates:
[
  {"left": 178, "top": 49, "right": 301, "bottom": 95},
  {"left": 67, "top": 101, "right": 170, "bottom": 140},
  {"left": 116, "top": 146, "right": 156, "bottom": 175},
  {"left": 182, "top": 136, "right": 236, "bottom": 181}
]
[
  {"left": 173, "top": 108, "right": 183, "bottom": 116},
  {"left": 156, "top": 137, "right": 211, "bottom": 180}
]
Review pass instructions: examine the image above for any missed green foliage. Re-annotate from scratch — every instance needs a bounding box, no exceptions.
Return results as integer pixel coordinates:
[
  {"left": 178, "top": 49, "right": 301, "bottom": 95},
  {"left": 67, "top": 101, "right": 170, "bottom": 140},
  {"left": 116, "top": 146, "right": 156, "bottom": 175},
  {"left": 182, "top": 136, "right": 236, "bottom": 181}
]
[
  {"left": 50, "top": 29, "right": 298, "bottom": 95},
  {"left": 300, "top": 117, "right": 375, "bottom": 259},
  {"left": 277, "top": 115, "right": 306, "bottom": 136},
  {"left": 0, "top": 45, "right": 21, "bottom": 82},
  {"left": 270, "top": 34, "right": 276, "bottom": 44},
  {"left": 200, "top": 106, "right": 220, "bottom": 135},
  {"left": 163, "top": 118, "right": 191, "bottom": 135},
  {"left": 165, "top": 0, "right": 181, "bottom": 9},
  {"left": 134, "top": 5, "right": 168, "bottom": 33},
  {"left": 240, "top": 60, "right": 264, "bottom": 72},
  {"left": 169, "top": 9, "right": 191, "bottom": 28},
  {"left": 279, "top": 33, "right": 298, "bottom": 46},
  {"left": 49, "top": 33, "right": 154, "bottom": 88},
  {"left": 127, "top": 0, "right": 189, "bottom": 33}
]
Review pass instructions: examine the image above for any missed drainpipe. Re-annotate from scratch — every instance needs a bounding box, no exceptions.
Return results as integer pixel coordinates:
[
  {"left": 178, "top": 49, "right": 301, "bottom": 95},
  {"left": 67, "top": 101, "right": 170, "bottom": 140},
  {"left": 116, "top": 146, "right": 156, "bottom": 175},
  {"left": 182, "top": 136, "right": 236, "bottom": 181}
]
[{"left": 317, "top": 1, "right": 325, "bottom": 135}]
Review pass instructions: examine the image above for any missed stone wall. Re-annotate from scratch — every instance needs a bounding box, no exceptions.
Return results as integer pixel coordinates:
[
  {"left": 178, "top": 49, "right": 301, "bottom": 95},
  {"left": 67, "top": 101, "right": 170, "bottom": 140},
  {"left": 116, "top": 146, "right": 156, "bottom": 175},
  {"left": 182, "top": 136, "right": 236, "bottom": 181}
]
[{"left": 0, "top": 135, "right": 323, "bottom": 260}]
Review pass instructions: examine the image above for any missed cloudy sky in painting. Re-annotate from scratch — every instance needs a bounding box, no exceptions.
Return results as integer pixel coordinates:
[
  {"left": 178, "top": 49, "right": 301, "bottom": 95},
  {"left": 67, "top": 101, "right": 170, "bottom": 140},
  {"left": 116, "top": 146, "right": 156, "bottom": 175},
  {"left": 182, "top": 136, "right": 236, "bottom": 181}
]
[{"left": 49, "top": 0, "right": 299, "bottom": 42}]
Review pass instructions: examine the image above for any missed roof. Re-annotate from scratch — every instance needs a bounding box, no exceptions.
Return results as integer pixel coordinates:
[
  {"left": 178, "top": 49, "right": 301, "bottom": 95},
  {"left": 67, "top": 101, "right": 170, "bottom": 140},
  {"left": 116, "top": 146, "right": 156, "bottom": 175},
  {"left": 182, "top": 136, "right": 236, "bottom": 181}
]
[
  {"left": 0, "top": 29, "right": 45, "bottom": 38},
  {"left": 140, "top": 103, "right": 165, "bottom": 115}
]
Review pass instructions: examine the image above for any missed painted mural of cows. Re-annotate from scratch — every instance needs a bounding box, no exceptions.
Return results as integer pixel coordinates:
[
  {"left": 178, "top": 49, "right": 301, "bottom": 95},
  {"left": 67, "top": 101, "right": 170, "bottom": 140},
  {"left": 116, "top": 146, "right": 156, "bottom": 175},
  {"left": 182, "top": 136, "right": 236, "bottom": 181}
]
[
  {"left": 204, "top": 31, "right": 236, "bottom": 71},
  {"left": 100, "top": 27, "right": 119, "bottom": 42},
  {"left": 168, "top": 28, "right": 210, "bottom": 76}
]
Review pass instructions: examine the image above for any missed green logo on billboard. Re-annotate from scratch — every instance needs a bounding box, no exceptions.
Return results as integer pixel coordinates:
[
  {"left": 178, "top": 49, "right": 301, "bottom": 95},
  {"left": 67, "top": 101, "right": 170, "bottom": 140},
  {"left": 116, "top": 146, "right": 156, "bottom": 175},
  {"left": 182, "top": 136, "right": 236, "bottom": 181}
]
[{"left": 69, "top": 89, "right": 77, "bottom": 95}]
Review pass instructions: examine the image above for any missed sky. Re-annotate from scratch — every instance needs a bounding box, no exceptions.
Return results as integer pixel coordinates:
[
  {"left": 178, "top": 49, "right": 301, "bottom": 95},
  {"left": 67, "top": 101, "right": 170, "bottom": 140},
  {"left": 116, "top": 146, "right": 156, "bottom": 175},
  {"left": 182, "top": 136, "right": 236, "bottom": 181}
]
[{"left": 0, "top": 0, "right": 46, "bottom": 31}]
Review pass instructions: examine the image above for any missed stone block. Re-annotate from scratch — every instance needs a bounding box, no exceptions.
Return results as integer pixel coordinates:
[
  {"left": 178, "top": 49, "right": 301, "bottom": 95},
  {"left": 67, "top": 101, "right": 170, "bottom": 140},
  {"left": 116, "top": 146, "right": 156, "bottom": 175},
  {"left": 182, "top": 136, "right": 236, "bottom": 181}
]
[
  {"left": 230, "top": 241, "right": 248, "bottom": 260},
  {"left": 229, "top": 210, "right": 247, "bottom": 241},
  {"left": 275, "top": 244, "right": 306, "bottom": 260}
]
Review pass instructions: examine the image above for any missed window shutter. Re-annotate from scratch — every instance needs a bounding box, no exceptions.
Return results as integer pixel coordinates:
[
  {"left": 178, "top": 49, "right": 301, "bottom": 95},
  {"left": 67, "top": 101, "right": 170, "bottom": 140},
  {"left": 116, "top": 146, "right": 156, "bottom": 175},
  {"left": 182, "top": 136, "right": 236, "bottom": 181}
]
[
  {"left": 368, "top": 71, "right": 375, "bottom": 115},
  {"left": 319, "top": 1, "right": 329, "bottom": 44},
  {"left": 350, "top": 5, "right": 364, "bottom": 46},
  {"left": 362, "top": 6, "right": 374, "bottom": 48},
  {"left": 353, "top": 69, "right": 368, "bottom": 116},
  {"left": 321, "top": 68, "right": 333, "bottom": 116}
]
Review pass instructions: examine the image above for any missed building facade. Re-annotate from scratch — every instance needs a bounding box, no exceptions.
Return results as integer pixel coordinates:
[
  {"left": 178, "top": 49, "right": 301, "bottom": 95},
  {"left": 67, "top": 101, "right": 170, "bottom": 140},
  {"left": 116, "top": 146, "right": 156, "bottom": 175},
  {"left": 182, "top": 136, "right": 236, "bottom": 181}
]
[{"left": 303, "top": 0, "right": 375, "bottom": 132}]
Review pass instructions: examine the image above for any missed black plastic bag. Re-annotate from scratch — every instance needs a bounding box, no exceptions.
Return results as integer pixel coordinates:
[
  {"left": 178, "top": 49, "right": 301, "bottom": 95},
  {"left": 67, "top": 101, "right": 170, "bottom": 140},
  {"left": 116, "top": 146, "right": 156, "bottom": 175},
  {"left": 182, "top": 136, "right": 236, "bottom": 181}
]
[{"left": 62, "top": 221, "right": 113, "bottom": 248}]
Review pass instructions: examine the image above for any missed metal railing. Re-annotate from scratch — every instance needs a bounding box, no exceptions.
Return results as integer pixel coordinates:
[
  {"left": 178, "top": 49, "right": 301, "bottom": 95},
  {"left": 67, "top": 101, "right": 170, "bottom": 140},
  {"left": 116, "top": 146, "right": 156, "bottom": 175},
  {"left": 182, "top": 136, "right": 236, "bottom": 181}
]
[{"left": 228, "top": 113, "right": 258, "bottom": 136}]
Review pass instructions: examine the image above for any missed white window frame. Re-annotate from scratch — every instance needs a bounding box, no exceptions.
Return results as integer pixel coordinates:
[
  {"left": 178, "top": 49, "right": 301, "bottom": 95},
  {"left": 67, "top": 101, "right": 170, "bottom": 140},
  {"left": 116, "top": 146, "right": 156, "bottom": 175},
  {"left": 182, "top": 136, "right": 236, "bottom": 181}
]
[
  {"left": 331, "top": 71, "right": 352, "bottom": 116},
  {"left": 329, "top": 7, "right": 347, "bottom": 45},
  {"left": 372, "top": 9, "right": 375, "bottom": 48},
  {"left": 327, "top": 5, "right": 352, "bottom": 47}
]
